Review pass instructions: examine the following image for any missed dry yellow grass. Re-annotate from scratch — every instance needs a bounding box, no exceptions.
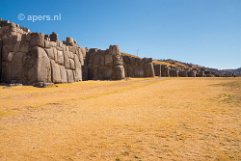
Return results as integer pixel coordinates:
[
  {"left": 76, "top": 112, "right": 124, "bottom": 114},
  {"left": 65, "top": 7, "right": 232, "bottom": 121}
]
[{"left": 0, "top": 78, "right": 240, "bottom": 161}]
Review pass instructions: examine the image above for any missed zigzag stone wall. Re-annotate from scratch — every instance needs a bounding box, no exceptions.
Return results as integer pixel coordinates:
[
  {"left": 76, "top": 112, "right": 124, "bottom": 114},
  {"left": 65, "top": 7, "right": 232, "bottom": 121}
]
[
  {"left": 0, "top": 19, "right": 237, "bottom": 85},
  {"left": 86, "top": 46, "right": 155, "bottom": 80}
]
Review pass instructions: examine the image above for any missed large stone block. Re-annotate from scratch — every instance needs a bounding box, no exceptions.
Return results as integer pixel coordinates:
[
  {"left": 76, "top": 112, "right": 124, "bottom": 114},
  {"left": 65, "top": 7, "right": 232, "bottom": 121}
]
[
  {"left": 112, "top": 54, "right": 123, "bottom": 66},
  {"left": 8, "top": 52, "right": 25, "bottom": 82},
  {"left": 64, "top": 52, "right": 70, "bottom": 69},
  {"left": 144, "top": 63, "right": 155, "bottom": 77},
  {"left": 1, "top": 33, "right": 20, "bottom": 53},
  {"left": 19, "top": 34, "right": 29, "bottom": 53},
  {"left": 57, "top": 50, "right": 64, "bottom": 65},
  {"left": 161, "top": 65, "right": 170, "bottom": 77},
  {"left": 169, "top": 68, "right": 179, "bottom": 77},
  {"left": 50, "top": 60, "right": 61, "bottom": 83},
  {"left": 188, "top": 70, "right": 197, "bottom": 77},
  {"left": 44, "top": 40, "right": 51, "bottom": 48},
  {"left": 126, "top": 66, "right": 135, "bottom": 77},
  {"left": 45, "top": 48, "right": 54, "bottom": 59},
  {"left": 0, "top": 39, "right": 2, "bottom": 81},
  {"left": 103, "top": 67, "right": 112, "bottom": 79},
  {"left": 30, "top": 33, "right": 45, "bottom": 47},
  {"left": 69, "top": 59, "right": 75, "bottom": 70},
  {"left": 66, "top": 69, "right": 74, "bottom": 82},
  {"left": 93, "top": 54, "right": 101, "bottom": 66},
  {"left": 179, "top": 70, "right": 188, "bottom": 77},
  {"left": 60, "top": 65, "right": 67, "bottom": 83},
  {"left": 1, "top": 51, "right": 25, "bottom": 83},
  {"left": 22, "top": 52, "right": 38, "bottom": 84},
  {"left": 73, "top": 54, "right": 82, "bottom": 81},
  {"left": 32, "top": 47, "right": 51, "bottom": 82},
  {"left": 112, "top": 65, "right": 125, "bottom": 80}
]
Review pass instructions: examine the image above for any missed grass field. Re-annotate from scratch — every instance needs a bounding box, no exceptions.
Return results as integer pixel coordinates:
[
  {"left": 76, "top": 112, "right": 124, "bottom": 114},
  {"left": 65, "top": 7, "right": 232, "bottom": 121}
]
[{"left": 0, "top": 78, "right": 240, "bottom": 161}]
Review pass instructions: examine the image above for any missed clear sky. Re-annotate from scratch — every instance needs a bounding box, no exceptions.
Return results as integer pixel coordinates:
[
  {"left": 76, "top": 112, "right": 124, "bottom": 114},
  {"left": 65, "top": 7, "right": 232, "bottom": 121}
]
[{"left": 1, "top": 0, "right": 241, "bottom": 69}]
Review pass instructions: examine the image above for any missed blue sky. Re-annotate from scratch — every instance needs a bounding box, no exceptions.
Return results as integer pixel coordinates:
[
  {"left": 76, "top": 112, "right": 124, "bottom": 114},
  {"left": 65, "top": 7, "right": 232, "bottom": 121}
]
[{"left": 1, "top": 0, "right": 241, "bottom": 69}]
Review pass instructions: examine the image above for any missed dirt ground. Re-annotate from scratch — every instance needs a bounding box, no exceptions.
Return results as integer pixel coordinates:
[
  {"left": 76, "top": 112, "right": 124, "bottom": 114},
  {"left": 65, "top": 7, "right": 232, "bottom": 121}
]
[{"left": 0, "top": 78, "right": 240, "bottom": 161}]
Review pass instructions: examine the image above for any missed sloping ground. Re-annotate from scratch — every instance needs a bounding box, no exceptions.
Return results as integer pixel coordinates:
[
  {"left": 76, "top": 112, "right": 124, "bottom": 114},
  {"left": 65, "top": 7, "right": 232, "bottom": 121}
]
[{"left": 0, "top": 78, "right": 240, "bottom": 161}]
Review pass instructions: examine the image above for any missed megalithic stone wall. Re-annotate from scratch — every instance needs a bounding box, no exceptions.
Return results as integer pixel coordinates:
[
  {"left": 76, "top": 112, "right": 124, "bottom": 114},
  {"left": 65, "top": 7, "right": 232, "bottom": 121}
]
[
  {"left": 86, "top": 47, "right": 155, "bottom": 80},
  {"left": 179, "top": 70, "right": 188, "bottom": 77},
  {"left": 161, "top": 65, "right": 170, "bottom": 77},
  {"left": 1, "top": 19, "right": 235, "bottom": 85},
  {"left": 0, "top": 20, "right": 86, "bottom": 84},
  {"left": 122, "top": 55, "right": 155, "bottom": 78},
  {"left": 169, "top": 67, "right": 179, "bottom": 77},
  {"left": 109, "top": 45, "right": 125, "bottom": 80},
  {"left": 188, "top": 70, "right": 197, "bottom": 77},
  {"left": 85, "top": 45, "right": 125, "bottom": 80},
  {"left": 0, "top": 39, "right": 2, "bottom": 81}
]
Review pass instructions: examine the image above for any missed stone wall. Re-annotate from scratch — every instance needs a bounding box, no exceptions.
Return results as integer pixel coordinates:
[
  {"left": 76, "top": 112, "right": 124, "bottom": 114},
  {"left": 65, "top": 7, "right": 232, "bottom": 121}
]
[
  {"left": 169, "top": 67, "right": 179, "bottom": 77},
  {"left": 188, "top": 70, "right": 197, "bottom": 77},
  {"left": 123, "top": 55, "right": 155, "bottom": 78},
  {"left": 85, "top": 45, "right": 125, "bottom": 80},
  {"left": 0, "top": 20, "right": 86, "bottom": 84},
  {"left": 0, "top": 19, "right": 155, "bottom": 85},
  {"left": 0, "top": 19, "right": 236, "bottom": 85},
  {"left": 153, "top": 64, "right": 161, "bottom": 76},
  {"left": 0, "top": 39, "right": 2, "bottom": 81},
  {"left": 86, "top": 48, "right": 155, "bottom": 80},
  {"left": 161, "top": 65, "right": 170, "bottom": 77},
  {"left": 179, "top": 70, "right": 188, "bottom": 77}
]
